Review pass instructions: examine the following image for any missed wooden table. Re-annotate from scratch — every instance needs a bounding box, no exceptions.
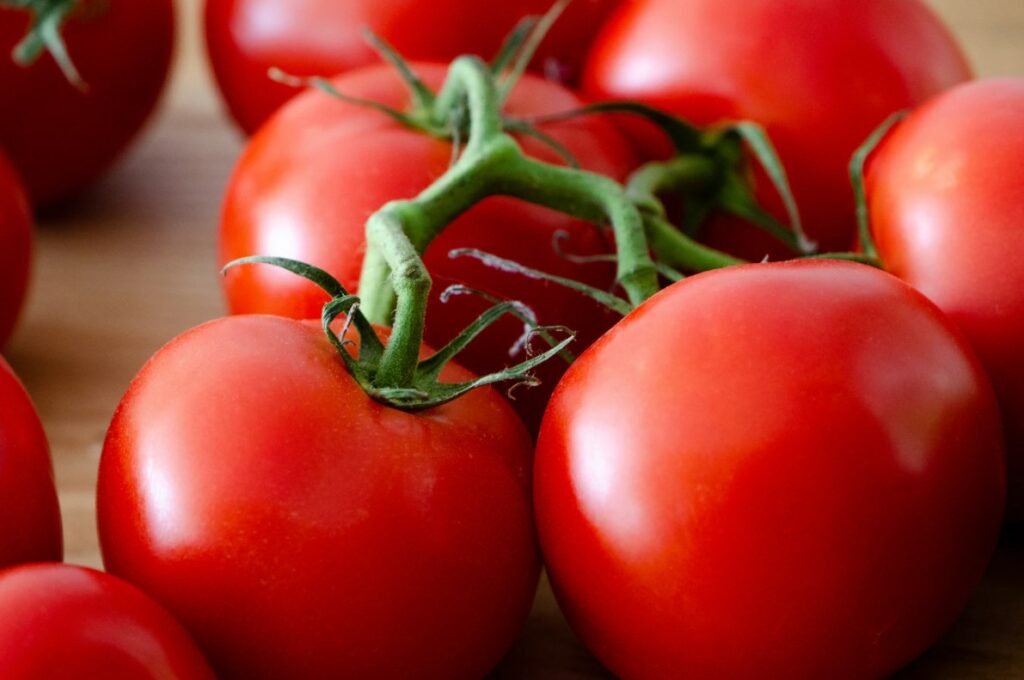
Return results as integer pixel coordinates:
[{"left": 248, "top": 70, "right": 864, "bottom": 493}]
[{"left": 6, "top": 1, "right": 1023, "bottom": 677}]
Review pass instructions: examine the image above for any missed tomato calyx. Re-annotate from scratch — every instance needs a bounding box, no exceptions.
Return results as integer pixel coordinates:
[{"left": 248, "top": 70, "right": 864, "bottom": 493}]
[
  {"left": 2, "top": 0, "right": 86, "bottom": 89},
  {"left": 226, "top": 256, "right": 575, "bottom": 411},
  {"left": 270, "top": 2, "right": 573, "bottom": 150},
  {"left": 521, "top": 101, "right": 817, "bottom": 258}
]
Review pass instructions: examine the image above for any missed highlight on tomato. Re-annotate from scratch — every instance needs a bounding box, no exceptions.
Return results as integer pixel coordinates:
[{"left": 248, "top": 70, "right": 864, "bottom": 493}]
[
  {"left": 865, "top": 77, "right": 1024, "bottom": 518},
  {"left": 0, "top": 151, "right": 31, "bottom": 348},
  {"left": 0, "top": 0, "right": 175, "bottom": 204},
  {"left": 204, "top": 0, "right": 622, "bottom": 134},
  {"left": 0, "top": 563, "right": 216, "bottom": 679},
  {"left": 534, "top": 260, "right": 1005, "bottom": 679},
  {"left": 0, "top": 356, "right": 61, "bottom": 570},
  {"left": 97, "top": 311, "right": 546, "bottom": 680},
  {"left": 583, "top": 0, "right": 971, "bottom": 259}
]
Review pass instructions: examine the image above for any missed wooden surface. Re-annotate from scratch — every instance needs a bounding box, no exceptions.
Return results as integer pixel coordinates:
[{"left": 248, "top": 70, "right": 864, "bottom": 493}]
[{"left": 5, "top": 1, "right": 1024, "bottom": 677}]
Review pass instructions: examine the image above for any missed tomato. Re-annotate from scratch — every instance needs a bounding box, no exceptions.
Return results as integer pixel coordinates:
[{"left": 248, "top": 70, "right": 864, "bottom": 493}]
[
  {"left": 0, "top": 152, "right": 30, "bottom": 347},
  {"left": 219, "top": 62, "right": 633, "bottom": 433},
  {"left": 97, "top": 315, "right": 540, "bottom": 679},
  {"left": 867, "top": 78, "right": 1024, "bottom": 519},
  {"left": 0, "top": 356, "right": 61, "bottom": 570},
  {"left": 205, "top": 0, "right": 621, "bottom": 134},
  {"left": 535, "top": 260, "right": 1005, "bottom": 679},
  {"left": 583, "top": 0, "right": 971, "bottom": 259},
  {"left": 0, "top": 563, "right": 216, "bottom": 679},
  {"left": 0, "top": 0, "right": 175, "bottom": 204}
]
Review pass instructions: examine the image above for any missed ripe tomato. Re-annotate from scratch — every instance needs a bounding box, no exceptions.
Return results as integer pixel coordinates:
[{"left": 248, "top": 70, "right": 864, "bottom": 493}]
[
  {"left": 219, "top": 62, "right": 633, "bottom": 433},
  {"left": 98, "top": 316, "right": 540, "bottom": 680},
  {"left": 0, "top": 356, "right": 61, "bottom": 570},
  {"left": 867, "top": 78, "right": 1024, "bottom": 518},
  {"left": 535, "top": 260, "right": 1005, "bottom": 679},
  {"left": 0, "top": 563, "right": 216, "bottom": 679},
  {"left": 0, "top": 0, "right": 174, "bottom": 204},
  {"left": 205, "top": 0, "right": 622, "bottom": 134},
  {"left": 583, "top": 0, "right": 971, "bottom": 259},
  {"left": 0, "top": 152, "right": 30, "bottom": 347}
]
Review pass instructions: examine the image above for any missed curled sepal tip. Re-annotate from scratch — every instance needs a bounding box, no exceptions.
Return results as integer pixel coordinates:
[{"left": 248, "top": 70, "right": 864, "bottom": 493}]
[
  {"left": 226, "top": 256, "right": 577, "bottom": 412},
  {"left": 223, "top": 256, "right": 385, "bottom": 365},
  {"left": 449, "top": 247, "right": 634, "bottom": 317},
  {"left": 439, "top": 284, "right": 576, "bottom": 364},
  {"left": 402, "top": 325, "right": 575, "bottom": 410}
]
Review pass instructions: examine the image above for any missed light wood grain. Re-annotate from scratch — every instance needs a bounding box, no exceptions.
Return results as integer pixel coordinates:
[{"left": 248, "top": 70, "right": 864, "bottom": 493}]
[{"left": 5, "top": 1, "right": 1024, "bottom": 677}]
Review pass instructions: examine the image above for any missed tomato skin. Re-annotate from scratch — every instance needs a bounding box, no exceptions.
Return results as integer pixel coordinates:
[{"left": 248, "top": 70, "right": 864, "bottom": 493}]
[
  {"left": 583, "top": 0, "right": 970, "bottom": 259},
  {"left": 0, "top": 563, "right": 216, "bottom": 679},
  {"left": 98, "top": 316, "right": 540, "bottom": 680},
  {"left": 0, "top": 152, "right": 30, "bottom": 347},
  {"left": 219, "top": 62, "right": 632, "bottom": 433},
  {"left": 205, "top": 0, "right": 621, "bottom": 134},
  {"left": 867, "top": 78, "right": 1024, "bottom": 518},
  {"left": 0, "top": 357, "right": 62, "bottom": 570},
  {"left": 0, "top": 0, "right": 175, "bottom": 205},
  {"left": 535, "top": 261, "right": 1005, "bottom": 679}
]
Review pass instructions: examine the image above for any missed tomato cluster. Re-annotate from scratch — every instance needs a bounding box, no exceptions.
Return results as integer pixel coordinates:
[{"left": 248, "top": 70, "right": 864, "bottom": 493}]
[{"left": 3, "top": 1, "right": 1023, "bottom": 679}]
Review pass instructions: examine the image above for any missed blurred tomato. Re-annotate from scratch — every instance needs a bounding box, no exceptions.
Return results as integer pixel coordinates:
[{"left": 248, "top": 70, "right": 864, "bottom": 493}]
[
  {"left": 0, "top": 152, "right": 30, "bottom": 347},
  {"left": 0, "top": 0, "right": 175, "bottom": 204},
  {"left": 0, "top": 563, "right": 215, "bottom": 679},
  {"left": 205, "top": 0, "right": 621, "bottom": 133},
  {"left": 0, "top": 356, "right": 61, "bottom": 570}
]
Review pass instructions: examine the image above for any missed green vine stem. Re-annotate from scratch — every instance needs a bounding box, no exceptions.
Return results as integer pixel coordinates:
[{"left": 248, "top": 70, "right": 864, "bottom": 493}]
[
  {"left": 849, "top": 111, "right": 906, "bottom": 264},
  {"left": 358, "top": 54, "right": 660, "bottom": 349},
  {"left": 253, "top": 8, "right": 869, "bottom": 411},
  {"left": 2, "top": 0, "right": 85, "bottom": 88},
  {"left": 624, "top": 156, "right": 745, "bottom": 271}
]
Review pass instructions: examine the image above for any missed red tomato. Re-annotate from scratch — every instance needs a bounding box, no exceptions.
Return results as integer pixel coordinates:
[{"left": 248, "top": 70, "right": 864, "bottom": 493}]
[
  {"left": 0, "top": 152, "right": 30, "bottom": 347},
  {"left": 219, "top": 62, "right": 633, "bottom": 433},
  {"left": 867, "top": 78, "right": 1024, "bottom": 518},
  {"left": 0, "top": 563, "right": 216, "bottom": 679},
  {"left": 0, "top": 0, "right": 174, "bottom": 204},
  {"left": 0, "top": 356, "right": 61, "bottom": 570},
  {"left": 98, "top": 316, "right": 540, "bottom": 680},
  {"left": 583, "top": 0, "right": 971, "bottom": 259},
  {"left": 535, "top": 261, "right": 1005, "bottom": 679},
  {"left": 205, "top": 0, "right": 622, "bottom": 134}
]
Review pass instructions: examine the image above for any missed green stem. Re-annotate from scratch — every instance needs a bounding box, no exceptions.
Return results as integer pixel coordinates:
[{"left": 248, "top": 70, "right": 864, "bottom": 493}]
[
  {"left": 360, "top": 56, "right": 660, "bottom": 340},
  {"left": 491, "top": 153, "right": 659, "bottom": 307},
  {"left": 850, "top": 112, "right": 906, "bottom": 263},
  {"left": 626, "top": 156, "right": 745, "bottom": 272},
  {"left": 364, "top": 211, "right": 431, "bottom": 388},
  {"left": 645, "top": 215, "right": 745, "bottom": 271},
  {"left": 626, "top": 156, "right": 718, "bottom": 211},
  {"left": 3, "top": 0, "right": 84, "bottom": 88},
  {"left": 432, "top": 55, "right": 504, "bottom": 153}
]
